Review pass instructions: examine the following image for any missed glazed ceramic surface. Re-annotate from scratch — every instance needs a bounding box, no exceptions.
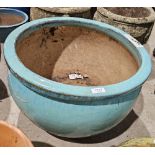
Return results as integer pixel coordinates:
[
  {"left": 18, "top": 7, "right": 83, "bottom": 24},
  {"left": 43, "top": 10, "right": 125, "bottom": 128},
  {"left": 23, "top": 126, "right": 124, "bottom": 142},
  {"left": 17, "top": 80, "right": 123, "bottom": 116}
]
[
  {"left": 8, "top": 7, "right": 30, "bottom": 16},
  {"left": 0, "top": 8, "right": 28, "bottom": 43},
  {"left": 4, "top": 17, "right": 151, "bottom": 138}
]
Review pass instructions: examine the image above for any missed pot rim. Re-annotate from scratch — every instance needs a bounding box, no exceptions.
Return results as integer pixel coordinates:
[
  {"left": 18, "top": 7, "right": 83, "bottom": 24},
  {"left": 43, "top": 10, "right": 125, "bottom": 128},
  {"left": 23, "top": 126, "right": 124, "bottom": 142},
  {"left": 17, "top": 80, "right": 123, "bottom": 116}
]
[
  {"left": 39, "top": 7, "right": 91, "bottom": 14},
  {"left": 0, "top": 121, "right": 33, "bottom": 147},
  {"left": 97, "top": 7, "right": 155, "bottom": 24},
  {"left": 0, "top": 8, "right": 28, "bottom": 28},
  {"left": 4, "top": 17, "right": 151, "bottom": 99}
]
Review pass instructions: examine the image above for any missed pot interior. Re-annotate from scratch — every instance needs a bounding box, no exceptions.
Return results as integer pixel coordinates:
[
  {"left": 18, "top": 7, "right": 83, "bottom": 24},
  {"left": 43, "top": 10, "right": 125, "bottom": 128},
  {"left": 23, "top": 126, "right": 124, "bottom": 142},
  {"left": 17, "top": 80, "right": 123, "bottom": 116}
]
[
  {"left": 105, "top": 7, "right": 150, "bottom": 18},
  {"left": 0, "top": 11, "right": 24, "bottom": 26},
  {"left": 16, "top": 25, "right": 139, "bottom": 86}
]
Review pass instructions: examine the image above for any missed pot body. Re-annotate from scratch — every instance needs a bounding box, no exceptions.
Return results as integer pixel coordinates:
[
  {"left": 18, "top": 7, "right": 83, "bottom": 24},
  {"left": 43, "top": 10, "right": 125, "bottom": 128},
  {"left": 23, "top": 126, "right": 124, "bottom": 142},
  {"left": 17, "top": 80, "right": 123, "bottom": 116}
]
[
  {"left": 0, "top": 27, "right": 18, "bottom": 43},
  {"left": 0, "top": 8, "right": 28, "bottom": 43},
  {"left": 4, "top": 17, "right": 151, "bottom": 138},
  {"left": 94, "top": 7, "right": 155, "bottom": 44},
  {"left": 8, "top": 72, "right": 141, "bottom": 138}
]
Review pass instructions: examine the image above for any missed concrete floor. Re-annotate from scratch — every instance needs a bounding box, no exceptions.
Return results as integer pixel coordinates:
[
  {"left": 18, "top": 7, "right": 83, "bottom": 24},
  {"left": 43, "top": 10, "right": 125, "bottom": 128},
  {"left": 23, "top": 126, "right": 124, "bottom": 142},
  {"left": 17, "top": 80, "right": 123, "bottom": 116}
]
[{"left": 0, "top": 25, "right": 155, "bottom": 147}]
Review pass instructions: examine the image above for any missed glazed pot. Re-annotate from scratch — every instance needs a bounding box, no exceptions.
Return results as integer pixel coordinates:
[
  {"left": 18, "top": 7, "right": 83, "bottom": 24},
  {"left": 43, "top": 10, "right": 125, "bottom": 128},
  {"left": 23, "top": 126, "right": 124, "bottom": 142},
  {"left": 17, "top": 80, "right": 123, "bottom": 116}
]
[
  {"left": 30, "top": 7, "right": 92, "bottom": 20},
  {"left": 0, "top": 121, "right": 32, "bottom": 147},
  {"left": 4, "top": 17, "right": 151, "bottom": 138},
  {"left": 9, "top": 7, "right": 30, "bottom": 16},
  {"left": 93, "top": 7, "right": 155, "bottom": 44},
  {"left": 0, "top": 8, "right": 28, "bottom": 43}
]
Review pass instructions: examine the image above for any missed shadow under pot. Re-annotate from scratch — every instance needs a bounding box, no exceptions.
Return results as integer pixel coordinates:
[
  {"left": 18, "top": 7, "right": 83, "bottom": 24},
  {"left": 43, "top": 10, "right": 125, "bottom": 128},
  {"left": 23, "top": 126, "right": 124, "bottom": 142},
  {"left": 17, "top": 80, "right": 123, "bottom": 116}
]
[
  {"left": 93, "top": 7, "right": 155, "bottom": 44},
  {"left": 0, "top": 8, "right": 28, "bottom": 43},
  {"left": 4, "top": 17, "right": 151, "bottom": 138}
]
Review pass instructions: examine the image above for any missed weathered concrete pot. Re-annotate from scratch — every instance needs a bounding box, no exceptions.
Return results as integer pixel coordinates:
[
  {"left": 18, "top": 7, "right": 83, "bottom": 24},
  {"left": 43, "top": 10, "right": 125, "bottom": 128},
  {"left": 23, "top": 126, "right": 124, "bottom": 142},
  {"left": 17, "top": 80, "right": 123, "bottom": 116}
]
[
  {"left": 93, "top": 7, "right": 155, "bottom": 44},
  {"left": 0, "top": 121, "right": 32, "bottom": 147},
  {"left": 4, "top": 17, "right": 151, "bottom": 138},
  {"left": 0, "top": 8, "right": 28, "bottom": 43},
  {"left": 30, "top": 7, "right": 92, "bottom": 20}
]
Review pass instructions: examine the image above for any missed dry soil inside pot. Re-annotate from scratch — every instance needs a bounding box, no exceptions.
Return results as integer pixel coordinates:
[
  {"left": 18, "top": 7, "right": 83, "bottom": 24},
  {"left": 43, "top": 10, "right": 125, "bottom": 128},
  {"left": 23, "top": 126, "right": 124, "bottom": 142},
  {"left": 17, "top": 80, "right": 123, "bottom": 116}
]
[
  {"left": 0, "top": 13, "right": 24, "bottom": 25},
  {"left": 105, "top": 7, "right": 150, "bottom": 18},
  {"left": 16, "top": 26, "right": 138, "bottom": 86}
]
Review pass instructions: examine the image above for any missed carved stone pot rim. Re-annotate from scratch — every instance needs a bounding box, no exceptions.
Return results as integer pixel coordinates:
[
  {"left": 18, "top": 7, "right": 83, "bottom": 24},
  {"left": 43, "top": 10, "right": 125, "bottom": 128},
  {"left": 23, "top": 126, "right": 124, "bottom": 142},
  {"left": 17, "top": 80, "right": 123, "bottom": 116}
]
[{"left": 38, "top": 7, "right": 91, "bottom": 14}]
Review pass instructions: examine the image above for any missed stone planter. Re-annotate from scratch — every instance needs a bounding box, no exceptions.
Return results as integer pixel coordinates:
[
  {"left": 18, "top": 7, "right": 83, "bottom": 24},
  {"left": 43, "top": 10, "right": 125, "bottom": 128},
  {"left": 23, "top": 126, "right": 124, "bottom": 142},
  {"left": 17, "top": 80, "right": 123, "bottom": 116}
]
[
  {"left": 0, "top": 121, "right": 32, "bottom": 147},
  {"left": 4, "top": 17, "right": 151, "bottom": 138},
  {"left": 94, "top": 7, "right": 155, "bottom": 44},
  {"left": 30, "top": 7, "right": 92, "bottom": 20}
]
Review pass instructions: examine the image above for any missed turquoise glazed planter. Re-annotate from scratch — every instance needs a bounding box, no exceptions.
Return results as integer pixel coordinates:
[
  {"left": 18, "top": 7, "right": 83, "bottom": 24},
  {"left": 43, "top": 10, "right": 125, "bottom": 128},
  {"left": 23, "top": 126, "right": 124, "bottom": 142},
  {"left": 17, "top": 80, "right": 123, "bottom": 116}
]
[
  {"left": 4, "top": 17, "right": 151, "bottom": 138},
  {"left": 0, "top": 8, "right": 28, "bottom": 43}
]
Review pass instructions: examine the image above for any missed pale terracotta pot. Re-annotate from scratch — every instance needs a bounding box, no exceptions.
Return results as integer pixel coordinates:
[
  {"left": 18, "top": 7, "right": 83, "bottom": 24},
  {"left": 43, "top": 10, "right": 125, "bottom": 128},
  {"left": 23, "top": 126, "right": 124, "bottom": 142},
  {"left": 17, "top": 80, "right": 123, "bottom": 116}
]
[{"left": 0, "top": 121, "right": 32, "bottom": 147}]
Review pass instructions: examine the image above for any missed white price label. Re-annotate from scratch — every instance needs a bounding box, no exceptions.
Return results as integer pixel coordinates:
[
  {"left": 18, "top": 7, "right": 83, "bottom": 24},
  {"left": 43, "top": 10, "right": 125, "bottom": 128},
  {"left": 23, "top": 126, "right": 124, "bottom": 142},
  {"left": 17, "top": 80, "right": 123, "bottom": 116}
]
[
  {"left": 91, "top": 88, "right": 106, "bottom": 94},
  {"left": 124, "top": 34, "right": 143, "bottom": 48}
]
